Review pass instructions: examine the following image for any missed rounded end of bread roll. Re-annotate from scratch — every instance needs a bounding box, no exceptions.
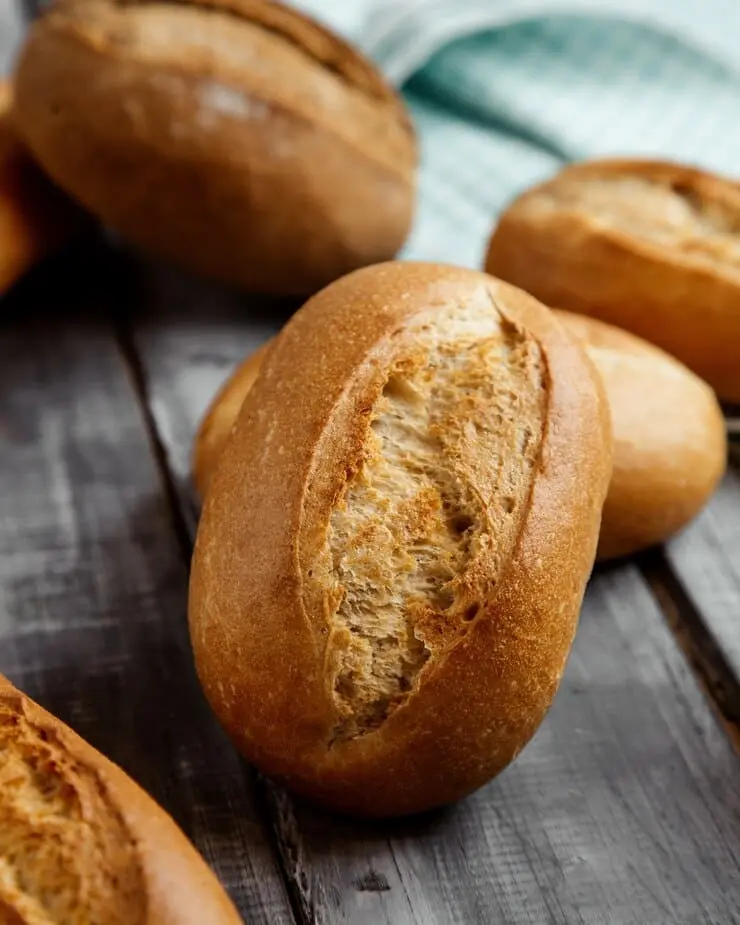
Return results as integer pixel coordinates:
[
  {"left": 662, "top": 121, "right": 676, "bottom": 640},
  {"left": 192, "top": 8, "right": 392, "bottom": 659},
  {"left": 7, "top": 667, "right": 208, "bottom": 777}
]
[
  {"left": 554, "top": 310, "right": 727, "bottom": 560},
  {"left": 193, "top": 342, "right": 271, "bottom": 500},
  {"left": 13, "top": 0, "right": 417, "bottom": 295},
  {"left": 189, "top": 261, "right": 612, "bottom": 817},
  {"left": 0, "top": 674, "right": 241, "bottom": 924}
]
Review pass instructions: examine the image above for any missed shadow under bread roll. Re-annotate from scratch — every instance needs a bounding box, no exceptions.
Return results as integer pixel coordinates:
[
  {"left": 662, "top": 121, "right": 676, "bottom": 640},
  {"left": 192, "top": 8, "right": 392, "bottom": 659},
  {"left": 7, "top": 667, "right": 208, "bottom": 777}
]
[
  {"left": 0, "top": 674, "right": 242, "bottom": 924},
  {"left": 486, "top": 159, "right": 740, "bottom": 401},
  {"left": 0, "top": 79, "right": 85, "bottom": 295},
  {"left": 13, "top": 0, "right": 416, "bottom": 296},
  {"left": 554, "top": 310, "right": 726, "bottom": 561},
  {"left": 189, "top": 262, "right": 612, "bottom": 818}
]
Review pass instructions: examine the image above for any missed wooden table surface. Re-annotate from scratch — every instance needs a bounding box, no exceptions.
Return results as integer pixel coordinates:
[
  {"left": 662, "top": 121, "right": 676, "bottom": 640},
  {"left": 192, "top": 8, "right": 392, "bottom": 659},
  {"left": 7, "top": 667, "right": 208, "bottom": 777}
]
[{"left": 2, "top": 5, "right": 740, "bottom": 924}]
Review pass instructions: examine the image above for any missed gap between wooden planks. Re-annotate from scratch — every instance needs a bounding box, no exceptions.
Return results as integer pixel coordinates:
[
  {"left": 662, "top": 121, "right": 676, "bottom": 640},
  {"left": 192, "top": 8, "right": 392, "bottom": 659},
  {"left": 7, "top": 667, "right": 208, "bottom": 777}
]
[
  {"left": 123, "top": 253, "right": 740, "bottom": 925},
  {"left": 0, "top": 246, "right": 295, "bottom": 924}
]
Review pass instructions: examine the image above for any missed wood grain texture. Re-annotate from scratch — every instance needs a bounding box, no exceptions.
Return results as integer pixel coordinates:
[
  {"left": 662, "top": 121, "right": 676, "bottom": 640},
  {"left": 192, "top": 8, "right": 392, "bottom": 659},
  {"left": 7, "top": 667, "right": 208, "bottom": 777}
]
[
  {"left": 261, "top": 567, "right": 740, "bottom": 925},
  {"left": 130, "top": 260, "right": 740, "bottom": 925},
  {"left": 659, "top": 461, "right": 740, "bottom": 721},
  {"left": 120, "top": 263, "right": 290, "bottom": 532},
  {"left": 0, "top": 249, "right": 294, "bottom": 924}
]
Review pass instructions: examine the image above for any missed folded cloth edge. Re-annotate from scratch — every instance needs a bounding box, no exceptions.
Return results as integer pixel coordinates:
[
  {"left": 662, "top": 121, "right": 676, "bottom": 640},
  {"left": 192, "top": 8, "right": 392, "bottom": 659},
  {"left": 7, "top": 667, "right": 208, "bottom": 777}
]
[{"left": 358, "top": 0, "right": 740, "bottom": 85}]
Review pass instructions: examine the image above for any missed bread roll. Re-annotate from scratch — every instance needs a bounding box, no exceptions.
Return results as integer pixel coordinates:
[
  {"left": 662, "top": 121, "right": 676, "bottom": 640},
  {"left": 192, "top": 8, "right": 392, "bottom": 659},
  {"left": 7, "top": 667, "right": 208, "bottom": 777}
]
[
  {"left": 192, "top": 308, "right": 726, "bottom": 562},
  {"left": 0, "top": 674, "right": 242, "bottom": 924},
  {"left": 554, "top": 310, "right": 726, "bottom": 560},
  {"left": 13, "top": 0, "right": 416, "bottom": 295},
  {"left": 0, "top": 79, "right": 84, "bottom": 294},
  {"left": 189, "top": 262, "right": 612, "bottom": 817},
  {"left": 193, "top": 341, "right": 270, "bottom": 499},
  {"left": 486, "top": 159, "right": 740, "bottom": 401}
]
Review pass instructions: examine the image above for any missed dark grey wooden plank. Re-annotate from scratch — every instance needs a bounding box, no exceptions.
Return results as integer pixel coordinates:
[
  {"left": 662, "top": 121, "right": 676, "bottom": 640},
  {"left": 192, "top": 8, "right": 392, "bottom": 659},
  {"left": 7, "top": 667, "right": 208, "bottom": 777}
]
[
  {"left": 117, "top": 264, "right": 289, "bottom": 533},
  {"left": 264, "top": 568, "right": 740, "bottom": 925},
  {"left": 130, "top": 260, "right": 740, "bottom": 925},
  {"left": 655, "top": 398, "right": 740, "bottom": 716},
  {"left": 658, "top": 457, "right": 740, "bottom": 722},
  {"left": 0, "top": 250, "right": 294, "bottom": 925}
]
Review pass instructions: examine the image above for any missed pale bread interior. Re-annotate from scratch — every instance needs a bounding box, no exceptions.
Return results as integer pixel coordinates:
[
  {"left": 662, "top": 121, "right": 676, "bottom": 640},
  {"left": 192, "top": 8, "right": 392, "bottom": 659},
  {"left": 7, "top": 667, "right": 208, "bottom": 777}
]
[
  {"left": 0, "top": 700, "right": 143, "bottom": 925},
  {"left": 314, "top": 292, "right": 546, "bottom": 742}
]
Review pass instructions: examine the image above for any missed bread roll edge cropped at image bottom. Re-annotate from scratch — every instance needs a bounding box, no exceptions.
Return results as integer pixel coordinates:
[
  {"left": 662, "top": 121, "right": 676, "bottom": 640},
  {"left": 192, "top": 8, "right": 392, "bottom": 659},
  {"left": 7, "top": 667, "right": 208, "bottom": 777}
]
[
  {"left": 188, "top": 261, "right": 612, "bottom": 818},
  {"left": 0, "top": 674, "right": 242, "bottom": 925}
]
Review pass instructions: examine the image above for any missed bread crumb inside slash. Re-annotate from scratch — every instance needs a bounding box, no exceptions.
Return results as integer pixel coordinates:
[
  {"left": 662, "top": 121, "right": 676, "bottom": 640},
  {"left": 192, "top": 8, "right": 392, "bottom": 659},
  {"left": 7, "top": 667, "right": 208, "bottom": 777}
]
[{"left": 315, "top": 293, "right": 546, "bottom": 743}]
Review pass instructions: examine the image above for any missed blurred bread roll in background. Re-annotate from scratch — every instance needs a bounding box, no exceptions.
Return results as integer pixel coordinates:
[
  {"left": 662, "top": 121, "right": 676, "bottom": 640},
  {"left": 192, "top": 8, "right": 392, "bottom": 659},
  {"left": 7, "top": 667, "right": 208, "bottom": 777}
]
[
  {"left": 486, "top": 159, "right": 740, "bottom": 401},
  {"left": 13, "top": 0, "right": 416, "bottom": 295}
]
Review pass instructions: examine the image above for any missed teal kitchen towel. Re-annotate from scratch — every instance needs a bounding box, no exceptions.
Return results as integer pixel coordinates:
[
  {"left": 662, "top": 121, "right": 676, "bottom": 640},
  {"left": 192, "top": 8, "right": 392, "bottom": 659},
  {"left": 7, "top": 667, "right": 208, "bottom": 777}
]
[{"left": 290, "top": 0, "right": 740, "bottom": 268}]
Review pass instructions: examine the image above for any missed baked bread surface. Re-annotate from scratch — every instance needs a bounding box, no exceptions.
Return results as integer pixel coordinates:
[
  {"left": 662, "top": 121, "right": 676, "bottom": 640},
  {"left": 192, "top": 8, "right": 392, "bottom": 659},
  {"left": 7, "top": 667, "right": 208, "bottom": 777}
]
[
  {"left": 189, "top": 261, "right": 612, "bottom": 817},
  {"left": 13, "top": 0, "right": 416, "bottom": 294},
  {"left": 554, "top": 310, "right": 726, "bottom": 560},
  {"left": 193, "top": 310, "right": 727, "bottom": 562},
  {"left": 0, "top": 674, "right": 242, "bottom": 924},
  {"left": 486, "top": 159, "right": 740, "bottom": 400},
  {"left": 193, "top": 341, "right": 271, "bottom": 499}
]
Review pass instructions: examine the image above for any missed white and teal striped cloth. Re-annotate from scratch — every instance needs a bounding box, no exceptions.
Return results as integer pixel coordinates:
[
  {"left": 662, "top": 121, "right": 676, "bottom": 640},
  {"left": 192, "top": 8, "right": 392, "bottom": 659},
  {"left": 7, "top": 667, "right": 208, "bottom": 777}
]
[{"left": 291, "top": 0, "right": 740, "bottom": 269}]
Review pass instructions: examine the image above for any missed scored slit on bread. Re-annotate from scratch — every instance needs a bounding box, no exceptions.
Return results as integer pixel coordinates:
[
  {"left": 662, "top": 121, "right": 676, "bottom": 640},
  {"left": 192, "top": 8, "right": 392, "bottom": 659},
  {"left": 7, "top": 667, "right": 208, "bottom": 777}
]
[
  {"left": 321, "top": 297, "right": 545, "bottom": 742},
  {"left": 486, "top": 159, "right": 740, "bottom": 401},
  {"left": 0, "top": 675, "right": 242, "bottom": 924},
  {"left": 189, "top": 262, "right": 611, "bottom": 816},
  {"left": 0, "top": 696, "right": 144, "bottom": 925},
  {"left": 529, "top": 172, "right": 740, "bottom": 265},
  {"left": 13, "top": 0, "right": 416, "bottom": 294}
]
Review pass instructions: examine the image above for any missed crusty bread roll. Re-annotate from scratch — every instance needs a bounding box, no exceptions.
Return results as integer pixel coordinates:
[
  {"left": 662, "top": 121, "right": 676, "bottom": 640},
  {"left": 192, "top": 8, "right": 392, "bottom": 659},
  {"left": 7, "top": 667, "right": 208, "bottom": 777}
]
[
  {"left": 13, "top": 0, "right": 416, "bottom": 295},
  {"left": 0, "top": 674, "right": 242, "bottom": 924},
  {"left": 192, "top": 309, "right": 726, "bottom": 561},
  {"left": 0, "top": 79, "right": 84, "bottom": 294},
  {"left": 486, "top": 159, "right": 740, "bottom": 401},
  {"left": 554, "top": 310, "right": 726, "bottom": 560},
  {"left": 189, "top": 262, "right": 612, "bottom": 817}
]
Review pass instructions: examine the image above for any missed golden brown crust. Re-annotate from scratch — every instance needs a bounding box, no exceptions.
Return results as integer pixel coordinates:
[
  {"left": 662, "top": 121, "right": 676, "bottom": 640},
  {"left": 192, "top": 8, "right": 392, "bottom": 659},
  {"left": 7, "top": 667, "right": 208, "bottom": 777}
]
[
  {"left": 13, "top": 0, "right": 416, "bottom": 295},
  {"left": 76, "top": 0, "right": 410, "bottom": 115},
  {"left": 0, "top": 674, "right": 242, "bottom": 925},
  {"left": 189, "top": 262, "right": 612, "bottom": 817},
  {"left": 486, "top": 158, "right": 740, "bottom": 401},
  {"left": 554, "top": 310, "right": 727, "bottom": 560},
  {"left": 195, "top": 309, "right": 727, "bottom": 562},
  {"left": 0, "top": 79, "right": 85, "bottom": 294},
  {"left": 193, "top": 342, "right": 271, "bottom": 499}
]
